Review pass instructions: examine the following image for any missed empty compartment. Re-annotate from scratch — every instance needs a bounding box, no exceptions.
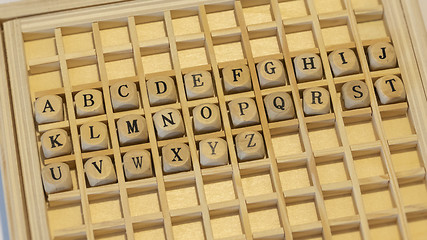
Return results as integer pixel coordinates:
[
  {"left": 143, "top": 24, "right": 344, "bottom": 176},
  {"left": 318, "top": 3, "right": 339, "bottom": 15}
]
[
  {"left": 332, "top": 226, "right": 362, "bottom": 240},
  {"left": 68, "top": 62, "right": 100, "bottom": 86},
  {"left": 324, "top": 192, "right": 357, "bottom": 219},
  {"left": 381, "top": 111, "right": 415, "bottom": 139},
  {"left": 390, "top": 145, "right": 423, "bottom": 173},
  {"left": 166, "top": 179, "right": 199, "bottom": 210},
  {"left": 357, "top": 20, "right": 389, "bottom": 41},
  {"left": 205, "top": 3, "right": 237, "bottom": 31},
  {"left": 344, "top": 115, "right": 378, "bottom": 145},
  {"left": 361, "top": 185, "right": 395, "bottom": 214},
  {"left": 278, "top": 0, "right": 308, "bottom": 19},
  {"left": 308, "top": 121, "right": 342, "bottom": 151},
  {"left": 176, "top": 41, "right": 208, "bottom": 69},
  {"left": 134, "top": 223, "right": 166, "bottom": 240},
  {"left": 271, "top": 126, "right": 305, "bottom": 156},
  {"left": 213, "top": 35, "right": 245, "bottom": 63},
  {"left": 47, "top": 200, "right": 84, "bottom": 236},
  {"left": 353, "top": 149, "right": 386, "bottom": 179},
  {"left": 286, "top": 29, "right": 317, "bottom": 52},
  {"left": 99, "top": 22, "right": 130, "bottom": 47},
  {"left": 316, "top": 155, "right": 349, "bottom": 185},
  {"left": 321, "top": 24, "right": 353, "bottom": 47},
  {"left": 278, "top": 160, "right": 312, "bottom": 191},
  {"left": 203, "top": 174, "right": 236, "bottom": 204},
  {"left": 89, "top": 193, "right": 123, "bottom": 223},
  {"left": 210, "top": 208, "right": 243, "bottom": 239},
  {"left": 350, "top": 0, "right": 381, "bottom": 10},
  {"left": 105, "top": 54, "right": 136, "bottom": 80},
  {"left": 172, "top": 215, "right": 205, "bottom": 240},
  {"left": 408, "top": 215, "right": 427, "bottom": 240},
  {"left": 94, "top": 229, "right": 126, "bottom": 240},
  {"left": 24, "top": 36, "right": 57, "bottom": 61},
  {"left": 249, "top": 34, "right": 281, "bottom": 58},
  {"left": 141, "top": 47, "right": 173, "bottom": 74},
  {"left": 171, "top": 8, "right": 202, "bottom": 36},
  {"left": 248, "top": 202, "right": 282, "bottom": 233},
  {"left": 62, "top": 27, "right": 95, "bottom": 54},
  {"left": 241, "top": 167, "right": 274, "bottom": 197},
  {"left": 286, "top": 197, "right": 319, "bottom": 226},
  {"left": 135, "top": 15, "right": 167, "bottom": 42},
  {"left": 314, "top": 0, "right": 345, "bottom": 14},
  {"left": 241, "top": 0, "right": 274, "bottom": 26},
  {"left": 29, "top": 70, "right": 63, "bottom": 93},
  {"left": 399, "top": 180, "right": 427, "bottom": 206},
  {"left": 370, "top": 219, "right": 402, "bottom": 240},
  {"left": 127, "top": 186, "right": 161, "bottom": 217}
]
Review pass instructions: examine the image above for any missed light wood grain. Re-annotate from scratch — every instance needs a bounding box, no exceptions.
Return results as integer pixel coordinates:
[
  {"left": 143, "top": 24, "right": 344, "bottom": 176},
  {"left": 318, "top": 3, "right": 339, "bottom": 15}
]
[{"left": 1, "top": 0, "right": 427, "bottom": 239}]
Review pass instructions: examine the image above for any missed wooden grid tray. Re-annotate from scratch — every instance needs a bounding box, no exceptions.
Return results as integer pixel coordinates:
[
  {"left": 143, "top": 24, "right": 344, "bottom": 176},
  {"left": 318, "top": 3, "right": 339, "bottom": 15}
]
[{"left": 1, "top": 0, "right": 427, "bottom": 239}]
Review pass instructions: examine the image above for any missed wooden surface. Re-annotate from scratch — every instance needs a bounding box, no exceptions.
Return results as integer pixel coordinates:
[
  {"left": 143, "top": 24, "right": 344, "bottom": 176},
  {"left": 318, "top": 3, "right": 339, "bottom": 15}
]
[{"left": 1, "top": 0, "right": 427, "bottom": 239}]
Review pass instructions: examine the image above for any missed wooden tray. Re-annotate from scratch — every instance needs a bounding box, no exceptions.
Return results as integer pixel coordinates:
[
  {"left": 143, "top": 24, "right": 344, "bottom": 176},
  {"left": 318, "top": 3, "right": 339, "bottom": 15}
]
[{"left": 1, "top": 0, "right": 427, "bottom": 239}]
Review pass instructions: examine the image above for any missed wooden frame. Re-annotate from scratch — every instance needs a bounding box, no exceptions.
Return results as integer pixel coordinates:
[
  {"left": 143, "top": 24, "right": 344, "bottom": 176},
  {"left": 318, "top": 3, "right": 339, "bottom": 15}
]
[{"left": 1, "top": 0, "right": 427, "bottom": 239}]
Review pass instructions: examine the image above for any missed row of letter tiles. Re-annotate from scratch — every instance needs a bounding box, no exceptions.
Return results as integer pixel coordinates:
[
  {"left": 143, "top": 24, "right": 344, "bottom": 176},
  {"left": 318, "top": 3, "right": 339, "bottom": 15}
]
[
  {"left": 38, "top": 74, "right": 406, "bottom": 155},
  {"left": 41, "top": 130, "right": 265, "bottom": 194},
  {"left": 34, "top": 42, "right": 397, "bottom": 125}
]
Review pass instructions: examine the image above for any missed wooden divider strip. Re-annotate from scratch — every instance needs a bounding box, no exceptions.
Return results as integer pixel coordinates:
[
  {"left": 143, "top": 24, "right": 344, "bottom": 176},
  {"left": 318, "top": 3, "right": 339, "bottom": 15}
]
[
  {"left": 198, "top": 4, "right": 254, "bottom": 240},
  {"left": 305, "top": 0, "right": 371, "bottom": 238},
  {"left": 54, "top": 28, "right": 94, "bottom": 239},
  {"left": 163, "top": 10, "right": 214, "bottom": 240},
  {"left": 344, "top": 0, "right": 410, "bottom": 238},
  {"left": 232, "top": 1, "right": 295, "bottom": 239},
  {"left": 127, "top": 16, "right": 175, "bottom": 240},
  {"left": 92, "top": 22, "right": 134, "bottom": 239},
  {"left": 232, "top": 1, "right": 332, "bottom": 238}
]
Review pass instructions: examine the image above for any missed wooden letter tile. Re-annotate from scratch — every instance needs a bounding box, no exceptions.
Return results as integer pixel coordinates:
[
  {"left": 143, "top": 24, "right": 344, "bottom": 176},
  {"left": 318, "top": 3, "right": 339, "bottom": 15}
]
[
  {"left": 34, "top": 95, "right": 64, "bottom": 124},
  {"left": 303, "top": 87, "right": 331, "bottom": 115},
  {"left": 294, "top": 53, "right": 323, "bottom": 82},
  {"left": 374, "top": 75, "right": 406, "bottom": 104},
  {"left": 162, "top": 143, "right": 192, "bottom": 174},
  {"left": 110, "top": 80, "right": 139, "bottom": 111},
  {"left": 75, "top": 89, "right": 105, "bottom": 118},
  {"left": 256, "top": 59, "right": 287, "bottom": 88},
  {"left": 263, "top": 92, "right": 295, "bottom": 122},
  {"left": 123, "top": 149, "right": 153, "bottom": 180},
  {"left": 228, "top": 97, "right": 260, "bottom": 127},
  {"left": 42, "top": 162, "right": 73, "bottom": 194},
  {"left": 184, "top": 70, "right": 214, "bottom": 100},
  {"left": 367, "top": 42, "right": 397, "bottom": 71},
  {"left": 222, "top": 63, "right": 252, "bottom": 94},
  {"left": 341, "top": 80, "right": 370, "bottom": 109},
  {"left": 41, "top": 129, "right": 72, "bottom": 158},
  {"left": 117, "top": 114, "right": 149, "bottom": 146},
  {"left": 80, "top": 121, "right": 109, "bottom": 152},
  {"left": 199, "top": 138, "right": 228, "bottom": 167},
  {"left": 235, "top": 131, "right": 265, "bottom": 161},
  {"left": 84, "top": 155, "right": 117, "bottom": 187},
  {"left": 146, "top": 76, "right": 177, "bottom": 106},
  {"left": 192, "top": 103, "right": 222, "bottom": 134},
  {"left": 328, "top": 48, "right": 360, "bottom": 77},
  {"left": 152, "top": 108, "right": 185, "bottom": 140}
]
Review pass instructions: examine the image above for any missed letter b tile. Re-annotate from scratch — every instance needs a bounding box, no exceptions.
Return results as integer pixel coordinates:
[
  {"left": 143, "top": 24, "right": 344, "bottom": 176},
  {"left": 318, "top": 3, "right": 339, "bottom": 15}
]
[{"left": 75, "top": 89, "right": 105, "bottom": 118}]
